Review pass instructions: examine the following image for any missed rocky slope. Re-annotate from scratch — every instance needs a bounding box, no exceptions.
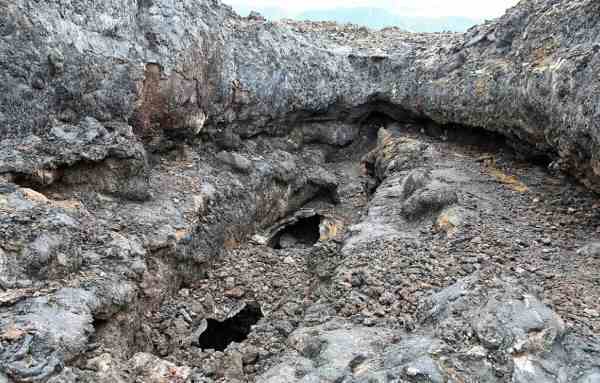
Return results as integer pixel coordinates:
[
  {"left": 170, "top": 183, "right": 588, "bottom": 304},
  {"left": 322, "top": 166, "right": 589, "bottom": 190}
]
[{"left": 0, "top": 0, "right": 599, "bottom": 382}]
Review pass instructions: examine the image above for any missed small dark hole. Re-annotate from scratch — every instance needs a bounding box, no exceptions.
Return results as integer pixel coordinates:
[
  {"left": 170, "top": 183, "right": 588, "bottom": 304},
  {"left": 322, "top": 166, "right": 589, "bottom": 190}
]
[
  {"left": 526, "top": 153, "right": 553, "bottom": 168},
  {"left": 360, "top": 111, "right": 393, "bottom": 146},
  {"left": 91, "top": 317, "right": 109, "bottom": 343},
  {"left": 198, "top": 302, "right": 263, "bottom": 351},
  {"left": 273, "top": 215, "right": 321, "bottom": 249},
  {"left": 93, "top": 317, "right": 109, "bottom": 331},
  {"left": 12, "top": 173, "right": 47, "bottom": 190}
]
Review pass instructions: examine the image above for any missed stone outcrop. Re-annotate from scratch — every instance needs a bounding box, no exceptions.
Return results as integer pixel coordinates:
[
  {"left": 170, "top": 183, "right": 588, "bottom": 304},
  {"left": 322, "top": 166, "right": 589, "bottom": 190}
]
[{"left": 1, "top": 0, "right": 600, "bottom": 191}]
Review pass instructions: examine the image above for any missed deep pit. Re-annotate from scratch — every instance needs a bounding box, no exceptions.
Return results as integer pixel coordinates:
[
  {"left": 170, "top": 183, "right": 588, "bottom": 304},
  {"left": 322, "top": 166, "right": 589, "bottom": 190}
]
[
  {"left": 197, "top": 302, "right": 264, "bottom": 352},
  {"left": 271, "top": 214, "right": 322, "bottom": 249}
]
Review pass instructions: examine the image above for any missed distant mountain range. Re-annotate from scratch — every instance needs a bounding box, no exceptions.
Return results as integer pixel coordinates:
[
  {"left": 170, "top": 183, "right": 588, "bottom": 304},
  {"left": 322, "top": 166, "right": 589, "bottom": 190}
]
[
  {"left": 230, "top": 5, "right": 482, "bottom": 33},
  {"left": 298, "top": 8, "right": 481, "bottom": 32}
]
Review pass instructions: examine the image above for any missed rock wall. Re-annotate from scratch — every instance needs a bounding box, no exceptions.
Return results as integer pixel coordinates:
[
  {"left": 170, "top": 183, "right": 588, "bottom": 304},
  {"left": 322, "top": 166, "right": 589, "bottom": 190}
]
[{"left": 1, "top": 0, "right": 600, "bottom": 192}]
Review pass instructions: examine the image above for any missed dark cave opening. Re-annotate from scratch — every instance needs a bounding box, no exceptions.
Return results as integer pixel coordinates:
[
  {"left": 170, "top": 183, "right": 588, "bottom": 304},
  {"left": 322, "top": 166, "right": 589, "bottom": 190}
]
[
  {"left": 359, "top": 111, "right": 395, "bottom": 147},
  {"left": 336, "top": 99, "right": 555, "bottom": 167},
  {"left": 358, "top": 108, "right": 555, "bottom": 168},
  {"left": 288, "top": 183, "right": 339, "bottom": 212},
  {"left": 197, "top": 302, "right": 263, "bottom": 352},
  {"left": 272, "top": 214, "right": 322, "bottom": 249},
  {"left": 90, "top": 317, "right": 109, "bottom": 344},
  {"left": 10, "top": 171, "right": 61, "bottom": 193}
]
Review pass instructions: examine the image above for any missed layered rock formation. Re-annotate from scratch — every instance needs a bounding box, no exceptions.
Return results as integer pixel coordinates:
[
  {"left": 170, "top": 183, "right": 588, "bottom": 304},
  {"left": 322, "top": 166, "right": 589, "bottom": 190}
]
[
  {"left": 1, "top": 0, "right": 600, "bottom": 382},
  {"left": 2, "top": 0, "right": 600, "bottom": 192}
]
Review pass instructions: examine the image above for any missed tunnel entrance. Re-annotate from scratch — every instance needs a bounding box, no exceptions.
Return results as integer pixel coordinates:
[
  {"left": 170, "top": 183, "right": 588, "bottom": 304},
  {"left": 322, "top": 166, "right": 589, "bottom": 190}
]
[
  {"left": 272, "top": 214, "right": 322, "bottom": 249},
  {"left": 197, "top": 302, "right": 263, "bottom": 352},
  {"left": 360, "top": 112, "right": 395, "bottom": 142}
]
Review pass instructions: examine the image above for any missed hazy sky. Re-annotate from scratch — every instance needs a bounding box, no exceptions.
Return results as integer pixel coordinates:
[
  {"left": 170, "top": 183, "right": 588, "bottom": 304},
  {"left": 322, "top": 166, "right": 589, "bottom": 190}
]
[{"left": 224, "top": 0, "right": 520, "bottom": 18}]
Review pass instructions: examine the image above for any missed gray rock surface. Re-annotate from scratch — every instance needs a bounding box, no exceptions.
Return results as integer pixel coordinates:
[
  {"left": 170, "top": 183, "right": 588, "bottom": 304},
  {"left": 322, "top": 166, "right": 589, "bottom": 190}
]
[
  {"left": 1, "top": 0, "right": 600, "bottom": 191},
  {"left": 1, "top": 0, "right": 600, "bottom": 382},
  {"left": 258, "top": 273, "right": 600, "bottom": 383}
]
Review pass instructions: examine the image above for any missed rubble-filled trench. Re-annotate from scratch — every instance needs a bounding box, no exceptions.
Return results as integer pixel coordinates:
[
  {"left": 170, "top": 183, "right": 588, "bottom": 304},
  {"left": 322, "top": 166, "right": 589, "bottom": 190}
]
[{"left": 2, "top": 100, "right": 600, "bottom": 382}]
